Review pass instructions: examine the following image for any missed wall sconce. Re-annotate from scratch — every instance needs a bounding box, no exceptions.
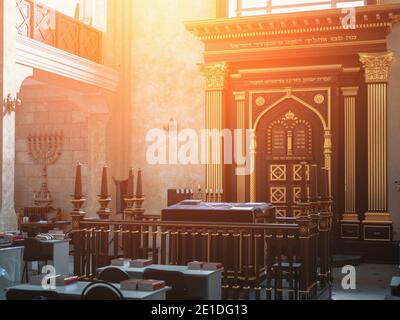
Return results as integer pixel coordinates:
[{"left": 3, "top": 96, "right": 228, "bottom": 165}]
[
  {"left": 395, "top": 180, "right": 400, "bottom": 191},
  {"left": 3, "top": 94, "right": 22, "bottom": 116},
  {"left": 163, "top": 118, "right": 178, "bottom": 132}
]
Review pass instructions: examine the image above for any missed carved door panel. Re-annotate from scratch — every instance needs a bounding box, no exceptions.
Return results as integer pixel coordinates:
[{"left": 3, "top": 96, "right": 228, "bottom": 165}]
[
  {"left": 261, "top": 109, "right": 322, "bottom": 217},
  {"left": 268, "top": 163, "right": 310, "bottom": 217}
]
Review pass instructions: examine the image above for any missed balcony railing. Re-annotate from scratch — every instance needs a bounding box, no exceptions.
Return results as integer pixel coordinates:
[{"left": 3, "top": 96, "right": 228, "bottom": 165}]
[{"left": 16, "top": 0, "right": 102, "bottom": 63}]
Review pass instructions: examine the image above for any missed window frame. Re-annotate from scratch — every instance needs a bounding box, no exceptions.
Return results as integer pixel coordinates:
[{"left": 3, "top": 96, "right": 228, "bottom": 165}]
[{"left": 230, "top": 0, "right": 366, "bottom": 17}]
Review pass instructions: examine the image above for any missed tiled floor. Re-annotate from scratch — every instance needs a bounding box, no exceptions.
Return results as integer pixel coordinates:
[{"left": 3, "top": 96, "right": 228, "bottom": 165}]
[{"left": 332, "top": 264, "right": 398, "bottom": 300}]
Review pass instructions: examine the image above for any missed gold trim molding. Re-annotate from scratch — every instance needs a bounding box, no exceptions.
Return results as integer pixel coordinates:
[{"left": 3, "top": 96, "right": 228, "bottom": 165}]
[
  {"left": 359, "top": 52, "right": 394, "bottom": 83},
  {"left": 200, "top": 62, "right": 230, "bottom": 90},
  {"left": 341, "top": 86, "right": 359, "bottom": 97}
]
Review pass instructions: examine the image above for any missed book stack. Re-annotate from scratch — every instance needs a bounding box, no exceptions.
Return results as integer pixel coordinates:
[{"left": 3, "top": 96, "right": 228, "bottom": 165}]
[
  {"left": 111, "top": 258, "right": 131, "bottom": 267},
  {"left": 129, "top": 259, "right": 153, "bottom": 268},
  {"left": 120, "top": 279, "right": 165, "bottom": 292},
  {"left": 120, "top": 279, "right": 140, "bottom": 291},
  {"left": 30, "top": 274, "right": 79, "bottom": 286},
  {"left": 138, "top": 280, "right": 165, "bottom": 292},
  {"left": 188, "top": 261, "right": 204, "bottom": 270},
  {"left": 188, "top": 261, "right": 223, "bottom": 271},
  {"left": 35, "top": 233, "right": 54, "bottom": 241}
]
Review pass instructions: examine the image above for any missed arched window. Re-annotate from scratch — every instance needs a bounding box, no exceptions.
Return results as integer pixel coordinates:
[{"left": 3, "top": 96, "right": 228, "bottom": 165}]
[{"left": 228, "top": 0, "right": 366, "bottom": 17}]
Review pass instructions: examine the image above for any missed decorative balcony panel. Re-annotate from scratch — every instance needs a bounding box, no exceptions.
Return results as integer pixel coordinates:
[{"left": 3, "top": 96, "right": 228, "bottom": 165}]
[
  {"left": 16, "top": 0, "right": 32, "bottom": 37},
  {"left": 16, "top": 0, "right": 102, "bottom": 63}
]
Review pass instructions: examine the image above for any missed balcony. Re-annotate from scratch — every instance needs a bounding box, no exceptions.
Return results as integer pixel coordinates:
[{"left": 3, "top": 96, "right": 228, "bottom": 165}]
[{"left": 16, "top": 0, "right": 102, "bottom": 64}]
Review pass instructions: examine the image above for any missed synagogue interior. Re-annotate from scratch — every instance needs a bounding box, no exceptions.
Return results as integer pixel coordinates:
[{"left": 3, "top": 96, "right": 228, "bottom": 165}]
[{"left": 0, "top": 0, "right": 400, "bottom": 301}]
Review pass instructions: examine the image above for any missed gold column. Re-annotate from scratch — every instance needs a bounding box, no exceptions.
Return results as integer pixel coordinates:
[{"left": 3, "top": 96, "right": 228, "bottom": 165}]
[
  {"left": 341, "top": 87, "right": 359, "bottom": 218},
  {"left": 359, "top": 52, "right": 394, "bottom": 215},
  {"left": 249, "top": 139, "right": 257, "bottom": 202},
  {"left": 201, "top": 62, "right": 229, "bottom": 196},
  {"left": 234, "top": 91, "right": 246, "bottom": 202}
]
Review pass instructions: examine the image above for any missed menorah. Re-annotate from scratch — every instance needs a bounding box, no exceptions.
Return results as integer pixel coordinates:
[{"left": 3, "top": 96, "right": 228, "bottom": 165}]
[{"left": 27, "top": 132, "right": 64, "bottom": 207}]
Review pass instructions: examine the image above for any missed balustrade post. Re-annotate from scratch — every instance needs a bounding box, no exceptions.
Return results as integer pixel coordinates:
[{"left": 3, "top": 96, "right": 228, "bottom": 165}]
[
  {"left": 70, "top": 163, "right": 86, "bottom": 276},
  {"left": 318, "top": 167, "right": 333, "bottom": 288}
]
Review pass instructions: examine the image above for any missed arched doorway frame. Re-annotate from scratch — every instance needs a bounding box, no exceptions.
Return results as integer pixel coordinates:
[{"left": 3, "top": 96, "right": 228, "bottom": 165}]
[{"left": 249, "top": 87, "right": 332, "bottom": 202}]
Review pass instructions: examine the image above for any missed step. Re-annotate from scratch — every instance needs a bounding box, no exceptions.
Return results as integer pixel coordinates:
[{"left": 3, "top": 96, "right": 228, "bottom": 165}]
[{"left": 332, "top": 254, "right": 361, "bottom": 268}]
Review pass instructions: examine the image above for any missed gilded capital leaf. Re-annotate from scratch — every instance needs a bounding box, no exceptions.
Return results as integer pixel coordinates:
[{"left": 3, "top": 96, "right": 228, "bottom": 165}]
[
  {"left": 200, "top": 62, "right": 229, "bottom": 90},
  {"left": 359, "top": 52, "right": 394, "bottom": 83}
]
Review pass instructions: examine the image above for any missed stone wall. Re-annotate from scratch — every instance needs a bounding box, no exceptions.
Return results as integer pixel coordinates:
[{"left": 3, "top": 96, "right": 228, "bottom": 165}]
[
  {"left": 14, "top": 83, "right": 109, "bottom": 218},
  {"left": 127, "top": 0, "right": 213, "bottom": 215}
]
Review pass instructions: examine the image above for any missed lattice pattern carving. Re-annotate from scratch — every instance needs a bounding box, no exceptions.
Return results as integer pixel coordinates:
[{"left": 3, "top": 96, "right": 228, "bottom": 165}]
[
  {"left": 16, "top": 0, "right": 32, "bottom": 37},
  {"left": 80, "top": 26, "right": 101, "bottom": 62},
  {"left": 15, "top": 0, "right": 102, "bottom": 63},
  {"left": 293, "top": 164, "right": 310, "bottom": 181},
  {"left": 34, "top": 4, "right": 56, "bottom": 46},
  {"left": 293, "top": 187, "right": 302, "bottom": 204},
  {"left": 57, "top": 15, "right": 80, "bottom": 55},
  {"left": 275, "top": 207, "right": 287, "bottom": 218},
  {"left": 270, "top": 165, "right": 287, "bottom": 181},
  {"left": 270, "top": 187, "right": 286, "bottom": 204},
  {"left": 293, "top": 208, "right": 302, "bottom": 218}
]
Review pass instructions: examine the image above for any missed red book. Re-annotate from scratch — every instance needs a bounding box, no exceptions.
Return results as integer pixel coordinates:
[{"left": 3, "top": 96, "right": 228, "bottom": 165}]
[
  {"left": 130, "top": 259, "right": 153, "bottom": 268},
  {"left": 138, "top": 280, "right": 165, "bottom": 291},
  {"left": 56, "top": 275, "right": 79, "bottom": 286}
]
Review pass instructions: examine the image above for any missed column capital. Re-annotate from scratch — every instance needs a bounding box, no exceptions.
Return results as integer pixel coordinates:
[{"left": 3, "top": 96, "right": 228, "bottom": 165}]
[
  {"left": 341, "top": 86, "right": 359, "bottom": 97},
  {"left": 233, "top": 91, "right": 246, "bottom": 101},
  {"left": 359, "top": 52, "right": 394, "bottom": 83},
  {"left": 200, "top": 62, "right": 229, "bottom": 90}
]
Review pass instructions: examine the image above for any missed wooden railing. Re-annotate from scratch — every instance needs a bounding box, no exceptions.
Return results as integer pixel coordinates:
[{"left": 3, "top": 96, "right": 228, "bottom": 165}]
[
  {"left": 71, "top": 214, "right": 331, "bottom": 300},
  {"left": 16, "top": 0, "right": 102, "bottom": 63}
]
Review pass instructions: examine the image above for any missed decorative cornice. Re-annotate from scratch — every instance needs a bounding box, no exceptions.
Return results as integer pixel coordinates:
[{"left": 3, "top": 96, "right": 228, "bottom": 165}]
[
  {"left": 359, "top": 52, "right": 394, "bottom": 83},
  {"left": 186, "top": 3, "right": 400, "bottom": 41},
  {"left": 200, "top": 62, "right": 229, "bottom": 90},
  {"left": 16, "top": 35, "right": 119, "bottom": 92}
]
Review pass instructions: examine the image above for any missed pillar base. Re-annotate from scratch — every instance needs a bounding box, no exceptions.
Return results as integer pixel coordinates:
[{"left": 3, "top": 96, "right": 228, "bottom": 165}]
[{"left": 362, "top": 212, "right": 393, "bottom": 242}]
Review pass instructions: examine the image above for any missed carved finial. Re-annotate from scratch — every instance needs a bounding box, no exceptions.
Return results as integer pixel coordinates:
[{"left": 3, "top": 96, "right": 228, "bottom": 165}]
[
  {"left": 136, "top": 168, "right": 143, "bottom": 198},
  {"left": 100, "top": 166, "right": 109, "bottom": 198},
  {"left": 127, "top": 168, "right": 135, "bottom": 198},
  {"left": 74, "top": 163, "right": 83, "bottom": 199}
]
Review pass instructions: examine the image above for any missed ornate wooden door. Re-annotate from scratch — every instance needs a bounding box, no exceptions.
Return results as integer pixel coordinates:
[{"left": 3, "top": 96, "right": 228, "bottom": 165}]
[{"left": 256, "top": 105, "right": 324, "bottom": 218}]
